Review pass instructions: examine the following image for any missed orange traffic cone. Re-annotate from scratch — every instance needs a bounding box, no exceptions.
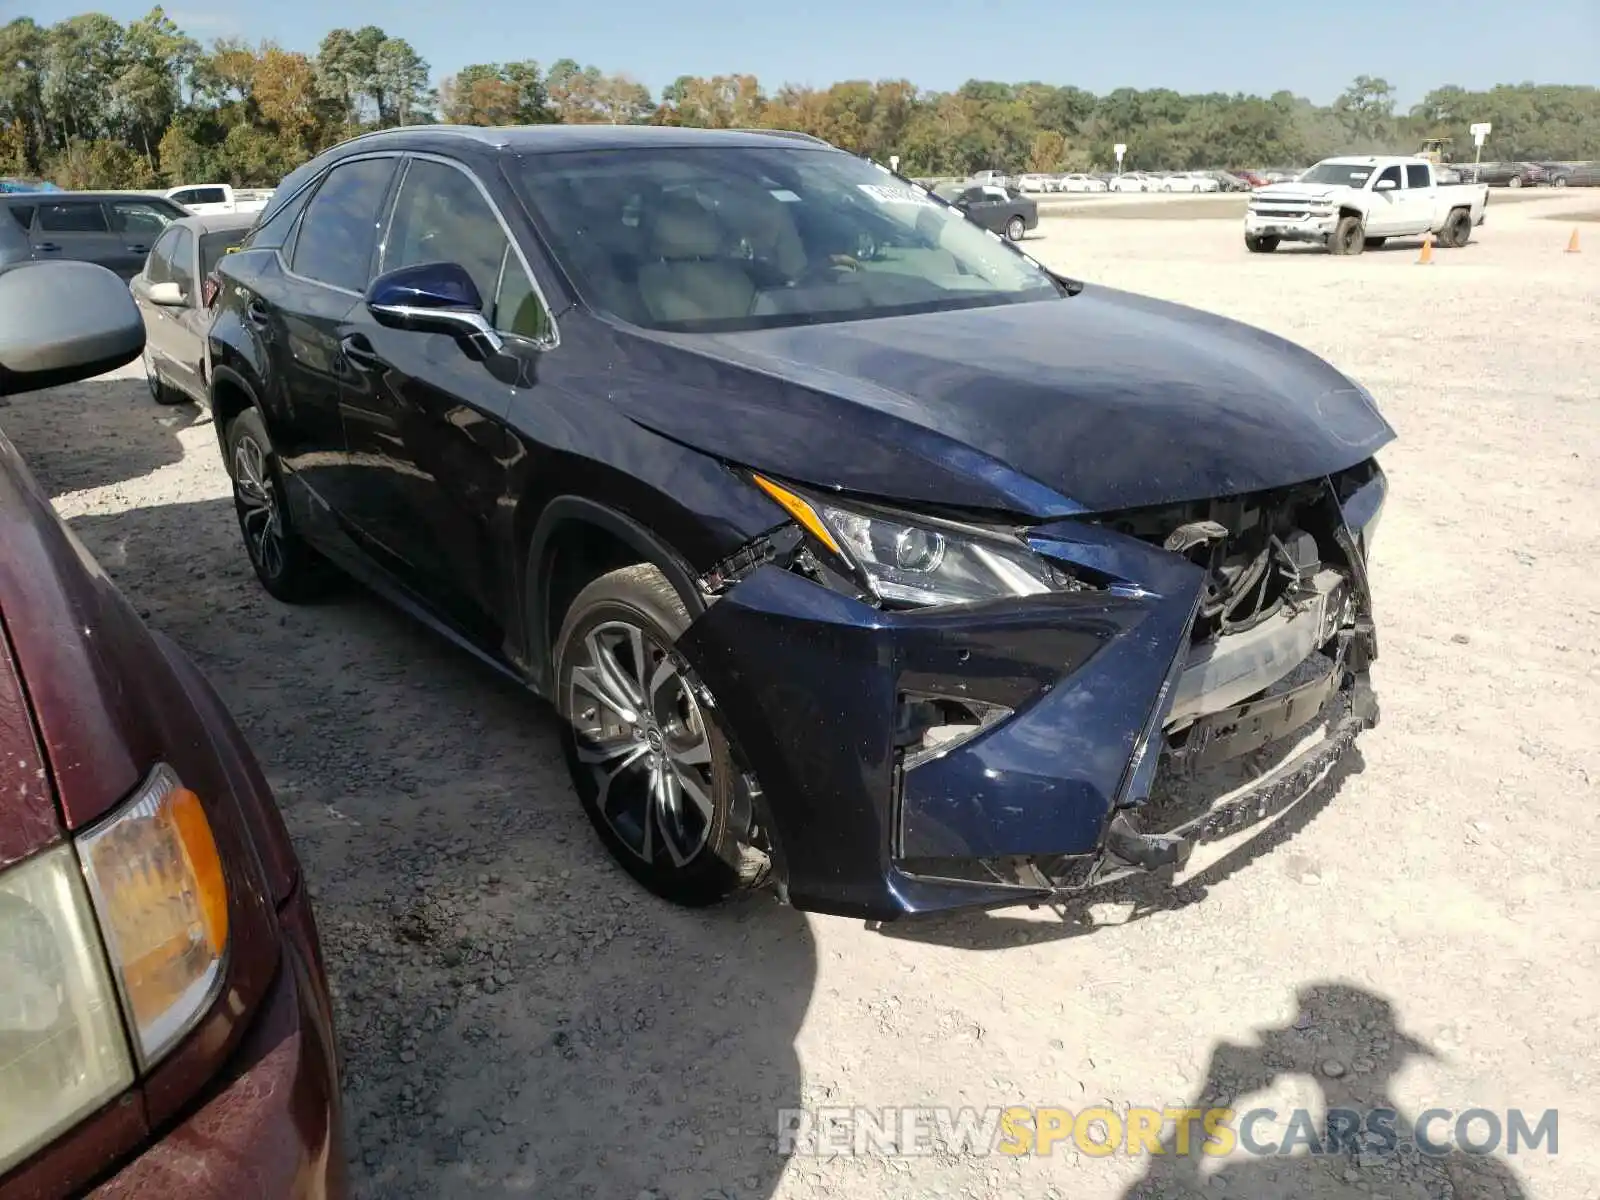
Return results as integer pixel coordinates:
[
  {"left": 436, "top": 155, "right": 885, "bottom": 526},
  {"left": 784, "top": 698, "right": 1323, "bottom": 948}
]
[
  {"left": 1417, "top": 233, "right": 1434, "bottom": 265},
  {"left": 1567, "top": 228, "right": 1581, "bottom": 253}
]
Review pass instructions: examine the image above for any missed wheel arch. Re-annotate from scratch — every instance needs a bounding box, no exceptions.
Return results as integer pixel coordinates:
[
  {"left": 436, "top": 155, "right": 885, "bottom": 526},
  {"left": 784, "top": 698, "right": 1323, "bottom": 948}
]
[
  {"left": 523, "top": 496, "right": 708, "bottom": 696},
  {"left": 208, "top": 366, "right": 259, "bottom": 461}
]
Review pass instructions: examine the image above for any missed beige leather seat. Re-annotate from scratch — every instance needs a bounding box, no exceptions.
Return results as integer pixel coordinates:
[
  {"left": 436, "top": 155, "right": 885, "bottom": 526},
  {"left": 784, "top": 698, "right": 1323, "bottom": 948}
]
[{"left": 637, "top": 197, "right": 755, "bottom": 324}]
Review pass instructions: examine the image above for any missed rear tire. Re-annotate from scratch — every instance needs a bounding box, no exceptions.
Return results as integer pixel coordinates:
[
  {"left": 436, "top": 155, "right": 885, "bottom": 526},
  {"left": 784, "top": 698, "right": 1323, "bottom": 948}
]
[
  {"left": 144, "top": 353, "right": 186, "bottom": 405},
  {"left": 1244, "top": 234, "right": 1280, "bottom": 253},
  {"left": 1005, "top": 215, "right": 1026, "bottom": 242},
  {"left": 1363, "top": 237, "right": 1387, "bottom": 250},
  {"left": 1441, "top": 208, "right": 1472, "bottom": 247},
  {"left": 225, "top": 408, "right": 334, "bottom": 603},
  {"left": 1330, "top": 215, "right": 1365, "bottom": 255},
  {"left": 552, "top": 564, "right": 767, "bottom": 907}
]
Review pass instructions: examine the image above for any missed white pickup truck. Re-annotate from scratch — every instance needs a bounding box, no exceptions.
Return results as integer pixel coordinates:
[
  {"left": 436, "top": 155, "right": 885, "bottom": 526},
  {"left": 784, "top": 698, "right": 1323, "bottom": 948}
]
[
  {"left": 164, "top": 183, "right": 275, "bottom": 217},
  {"left": 1244, "top": 156, "right": 1488, "bottom": 255}
]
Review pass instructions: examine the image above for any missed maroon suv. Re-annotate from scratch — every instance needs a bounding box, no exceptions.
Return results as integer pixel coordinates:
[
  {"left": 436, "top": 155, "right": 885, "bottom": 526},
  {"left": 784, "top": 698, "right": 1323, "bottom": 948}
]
[{"left": 0, "top": 260, "right": 345, "bottom": 1198}]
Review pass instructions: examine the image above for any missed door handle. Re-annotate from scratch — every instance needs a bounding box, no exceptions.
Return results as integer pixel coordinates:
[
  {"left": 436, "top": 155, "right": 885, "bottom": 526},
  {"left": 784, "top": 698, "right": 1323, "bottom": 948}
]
[
  {"left": 243, "top": 298, "right": 271, "bottom": 327},
  {"left": 339, "top": 335, "right": 383, "bottom": 372},
  {"left": 35, "top": 242, "right": 60, "bottom": 253},
  {"left": 127, "top": 244, "right": 149, "bottom": 254}
]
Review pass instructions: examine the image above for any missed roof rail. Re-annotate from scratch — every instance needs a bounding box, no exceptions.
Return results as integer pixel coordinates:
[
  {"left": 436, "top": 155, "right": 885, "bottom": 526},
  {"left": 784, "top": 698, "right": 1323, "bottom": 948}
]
[
  {"left": 729, "top": 128, "right": 833, "bottom": 146},
  {"left": 326, "top": 123, "right": 519, "bottom": 151}
]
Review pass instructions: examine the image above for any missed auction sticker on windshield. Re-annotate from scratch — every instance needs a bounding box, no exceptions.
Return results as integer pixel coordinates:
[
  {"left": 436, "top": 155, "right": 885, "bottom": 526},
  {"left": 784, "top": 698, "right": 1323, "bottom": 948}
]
[{"left": 857, "top": 183, "right": 940, "bottom": 208}]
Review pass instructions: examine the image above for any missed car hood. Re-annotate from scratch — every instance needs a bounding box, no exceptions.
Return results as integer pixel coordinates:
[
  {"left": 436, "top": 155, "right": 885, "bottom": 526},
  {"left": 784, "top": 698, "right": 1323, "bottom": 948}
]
[
  {"left": 0, "top": 428, "right": 152, "bottom": 850},
  {"left": 1252, "top": 182, "right": 1346, "bottom": 203},
  {"left": 613, "top": 284, "right": 1395, "bottom": 515}
]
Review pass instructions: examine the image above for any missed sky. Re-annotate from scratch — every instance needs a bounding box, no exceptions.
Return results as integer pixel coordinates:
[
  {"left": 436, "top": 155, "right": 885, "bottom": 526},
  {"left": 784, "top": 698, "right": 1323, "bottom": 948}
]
[{"left": 12, "top": 0, "right": 1599, "bottom": 106}]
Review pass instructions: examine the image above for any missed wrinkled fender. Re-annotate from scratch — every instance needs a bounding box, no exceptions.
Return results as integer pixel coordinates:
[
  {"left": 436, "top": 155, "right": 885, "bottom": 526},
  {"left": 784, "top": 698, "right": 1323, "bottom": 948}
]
[{"left": 522, "top": 496, "right": 710, "bottom": 695}]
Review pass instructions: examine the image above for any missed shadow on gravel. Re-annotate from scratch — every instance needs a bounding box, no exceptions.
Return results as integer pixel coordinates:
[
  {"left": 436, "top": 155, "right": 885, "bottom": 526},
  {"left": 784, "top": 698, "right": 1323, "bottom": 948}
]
[
  {"left": 1120, "top": 982, "right": 1531, "bottom": 1200},
  {"left": 872, "top": 748, "right": 1366, "bottom": 952},
  {"left": 49, "top": 488, "right": 815, "bottom": 1200},
  {"left": 0, "top": 375, "right": 201, "bottom": 495}
]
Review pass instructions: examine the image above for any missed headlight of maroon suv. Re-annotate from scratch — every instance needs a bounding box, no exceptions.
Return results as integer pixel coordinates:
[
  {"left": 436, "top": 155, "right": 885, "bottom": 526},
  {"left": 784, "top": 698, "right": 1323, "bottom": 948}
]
[{"left": 0, "top": 765, "right": 230, "bottom": 1174}]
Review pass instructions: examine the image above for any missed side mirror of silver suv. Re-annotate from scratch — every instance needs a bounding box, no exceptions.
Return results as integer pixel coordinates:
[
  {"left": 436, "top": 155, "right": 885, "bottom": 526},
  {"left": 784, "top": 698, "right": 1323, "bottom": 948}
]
[{"left": 0, "top": 261, "right": 145, "bottom": 398}]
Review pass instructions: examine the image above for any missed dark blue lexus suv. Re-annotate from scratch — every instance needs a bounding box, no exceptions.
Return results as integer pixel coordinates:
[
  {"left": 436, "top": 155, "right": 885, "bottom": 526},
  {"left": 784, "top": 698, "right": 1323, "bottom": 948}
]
[{"left": 206, "top": 125, "right": 1391, "bottom": 920}]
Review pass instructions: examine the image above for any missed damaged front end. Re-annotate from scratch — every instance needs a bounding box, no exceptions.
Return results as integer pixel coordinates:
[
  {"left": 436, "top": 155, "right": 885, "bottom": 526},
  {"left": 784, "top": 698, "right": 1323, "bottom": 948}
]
[{"left": 678, "top": 461, "right": 1386, "bottom": 920}]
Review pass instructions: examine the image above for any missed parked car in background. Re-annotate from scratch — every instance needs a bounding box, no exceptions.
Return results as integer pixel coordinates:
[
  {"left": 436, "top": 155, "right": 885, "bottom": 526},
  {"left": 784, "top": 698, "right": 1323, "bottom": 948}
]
[
  {"left": 1058, "top": 173, "right": 1108, "bottom": 193},
  {"left": 0, "top": 259, "right": 346, "bottom": 1197},
  {"left": 1245, "top": 155, "right": 1489, "bottom": 254},
  {"left": 1558, "top": 163, "right": 1600, "bottom": 186},
  {"left": 947, "top": 183, "right": 1039, "bottom": 240},
  {"left": 1235, "top": 170, "right": 1269, "bottom": 189},
  {"left": 1016, "top": 174, "right": 1055, "bottom": 193},
  {"left": 1110, "top": 172, "right": 1151, "bottom": 192},
  {"left": 165, "top": 183, "right": 276, "bottom": 216},
  {"left": 1211, "top": 171, "right": 1251, "bottom": 192},
  {"left": 0, "top": 192, "right": 187, "bottom": 279},
  {"left": 1172, "top": 172, "right": 1221, "bottom": 193},
  {"left": 0, "top": 177, "right": 62, "bottom": 194},
  {"left": 1461, "top": 161, "right": 1546, "bottom": 188},
  {"left": 206, "top": 124, "right": 1389, "bottom": 921},
  {"left": 968, "top": 170, "right": 1012, "bottom": 189},
  {"left": 131, "top": 212, "right": 258, "bottom": 405},
  {"left": 1535, "top": 162, "right": 1576, "bottom": 187}
]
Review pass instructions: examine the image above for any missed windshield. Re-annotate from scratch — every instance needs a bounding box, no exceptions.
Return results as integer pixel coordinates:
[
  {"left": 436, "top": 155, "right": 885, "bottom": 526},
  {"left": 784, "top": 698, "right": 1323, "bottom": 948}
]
[
  {"left": 1299, "top": 161, "right": 1375, "bottom": 186},
  {"left": 508, "top": 146, "right": 1063, "bottom": 333}
]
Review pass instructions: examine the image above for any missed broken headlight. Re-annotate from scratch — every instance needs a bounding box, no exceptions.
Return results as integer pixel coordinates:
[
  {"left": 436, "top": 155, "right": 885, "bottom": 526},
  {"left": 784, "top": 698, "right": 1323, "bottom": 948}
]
[{"left": 752, "top": 474, "right": 1077, "bottom": 607}]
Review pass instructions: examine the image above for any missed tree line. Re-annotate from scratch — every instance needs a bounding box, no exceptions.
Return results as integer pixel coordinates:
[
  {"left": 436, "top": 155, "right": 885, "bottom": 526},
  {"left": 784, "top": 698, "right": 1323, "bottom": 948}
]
[{"left": 2, "top": 8, "right": 1597, "bottom": 190}]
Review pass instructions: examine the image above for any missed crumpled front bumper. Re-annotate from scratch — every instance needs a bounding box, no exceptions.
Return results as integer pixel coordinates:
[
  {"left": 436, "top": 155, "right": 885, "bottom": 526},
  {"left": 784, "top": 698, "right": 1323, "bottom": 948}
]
[
  {"left": 680, "top": 476, "right": 1384, "bottom": 921},
  {"left": 1245, "top": 210, "right": 1339, "bottom": 242}
]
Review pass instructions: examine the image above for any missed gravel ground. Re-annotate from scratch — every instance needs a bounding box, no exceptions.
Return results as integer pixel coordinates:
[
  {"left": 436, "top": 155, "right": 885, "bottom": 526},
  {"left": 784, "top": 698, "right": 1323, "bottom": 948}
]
[{"left": 4, "top": 190, "right": 1597, "bottom": 1200}]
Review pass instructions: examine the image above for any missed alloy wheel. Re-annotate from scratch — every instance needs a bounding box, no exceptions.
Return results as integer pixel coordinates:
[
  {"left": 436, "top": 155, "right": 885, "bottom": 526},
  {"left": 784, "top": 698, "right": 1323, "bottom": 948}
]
[
  {"left": 232, "top": 433, "right": 285, "bottom": 581},
  {"left": 567, "top": 619, "right": 716, "bottom": 868}
]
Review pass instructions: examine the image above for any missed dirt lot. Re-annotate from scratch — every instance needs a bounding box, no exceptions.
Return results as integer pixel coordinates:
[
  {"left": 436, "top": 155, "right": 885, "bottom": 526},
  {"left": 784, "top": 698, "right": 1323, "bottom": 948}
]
[{"left": 4, "top": 190, "right": 1597, "bottom": 1200}]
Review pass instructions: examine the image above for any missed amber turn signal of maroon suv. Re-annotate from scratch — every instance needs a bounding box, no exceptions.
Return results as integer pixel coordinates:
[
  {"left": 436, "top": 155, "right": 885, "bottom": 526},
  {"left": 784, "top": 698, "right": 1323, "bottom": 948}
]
[{"left": 0, "top": 260, "right": 345, "bottom": 1198}]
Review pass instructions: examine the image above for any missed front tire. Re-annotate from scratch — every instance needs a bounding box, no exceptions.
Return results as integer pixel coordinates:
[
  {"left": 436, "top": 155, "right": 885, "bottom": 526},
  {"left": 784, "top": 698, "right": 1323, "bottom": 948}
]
[
  {"left": 1330, "top": 215, "right": 1365, "bottom": 255},
  {"left": 226, "top": 408, "right": 333, "bottom": 603},
  {"left": 553, "top": 564, "right": 763, "bottom": 907},
  {"left": 1244, "top": 233, "right": 1280, "bottom": 253},
  {"left": 1005, "top": 215, "right": 1027, "bottom": 242}
]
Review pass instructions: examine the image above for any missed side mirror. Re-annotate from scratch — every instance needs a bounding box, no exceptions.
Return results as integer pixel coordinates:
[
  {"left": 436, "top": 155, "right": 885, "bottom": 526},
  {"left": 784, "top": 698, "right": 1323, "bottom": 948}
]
[
  {"left": 147, "top": 280, "right": 187, "bottom": 306},
  {"left": 1374, "top": 178, "right": 1397, "bottom": 191},
  {"left": 366, "top": 261, "right": 503, "bottom": 354},
  {"left": 953, "top": 197, "right": 970, "bottom": 209},
  {"left": 0, "top": 262, "right": 144, "bottom": 397}
]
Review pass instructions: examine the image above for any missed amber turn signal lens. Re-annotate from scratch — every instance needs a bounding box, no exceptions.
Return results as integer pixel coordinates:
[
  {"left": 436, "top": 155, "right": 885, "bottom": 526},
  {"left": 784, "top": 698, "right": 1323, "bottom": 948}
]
[
  {"left": 78, "top": 766, "right": 229, "bottom": 1067},
  {"left": 751, "top": 473, "right": 844, "bottom": 557}
]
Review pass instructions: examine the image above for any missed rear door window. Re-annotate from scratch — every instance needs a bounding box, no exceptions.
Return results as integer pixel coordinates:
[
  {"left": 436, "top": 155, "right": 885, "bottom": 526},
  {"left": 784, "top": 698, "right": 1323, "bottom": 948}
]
[
  {"left": 38, "top": 201, "right": 110, "bottom": 233},
  {"left": 1405, "top": 163, "right": 1431, "bottom": 189},
  {"left": 108, "top": 199, "right": 179, "bottom": 236},
  {"left": 189, "top": 187, "right": 227, "bottom": 206},
  {"left": 289, "top": 156, "right": 399, "bottom": 292}
]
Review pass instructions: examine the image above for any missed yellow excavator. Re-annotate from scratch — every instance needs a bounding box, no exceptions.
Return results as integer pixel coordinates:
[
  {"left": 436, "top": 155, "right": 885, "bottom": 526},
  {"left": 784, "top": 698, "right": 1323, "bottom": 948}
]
[{"left": 1419, "top": 138, "right": 1454, "bottom": 166}]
